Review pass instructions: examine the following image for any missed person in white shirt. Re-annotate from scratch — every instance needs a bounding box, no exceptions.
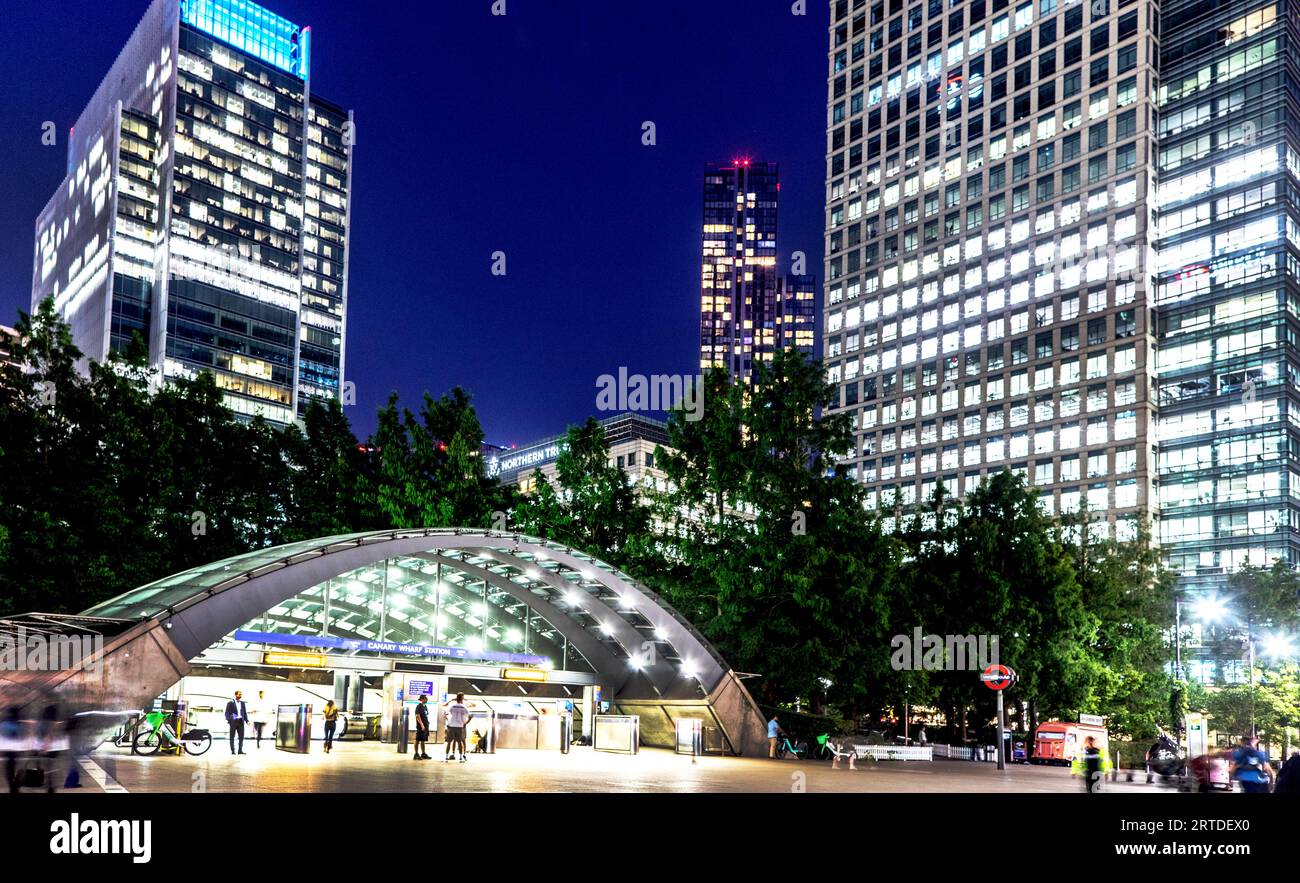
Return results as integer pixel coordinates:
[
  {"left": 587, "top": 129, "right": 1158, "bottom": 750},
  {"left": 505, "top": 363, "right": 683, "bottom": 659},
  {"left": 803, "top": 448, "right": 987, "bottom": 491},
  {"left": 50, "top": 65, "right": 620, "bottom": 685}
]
[
  {"left": 443, "top": 694, "right": 472, "bottom": 763},
  {"left": 251, "top": 691, "right": 270, "bottom": 749}
]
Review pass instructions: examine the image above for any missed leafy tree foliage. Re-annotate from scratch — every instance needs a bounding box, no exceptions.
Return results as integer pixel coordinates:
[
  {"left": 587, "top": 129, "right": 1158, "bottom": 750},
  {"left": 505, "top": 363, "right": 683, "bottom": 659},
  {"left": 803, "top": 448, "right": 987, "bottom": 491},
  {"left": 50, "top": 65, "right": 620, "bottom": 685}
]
[{"left": 0, "top": 306, "right": 1195, "bottom": 744}]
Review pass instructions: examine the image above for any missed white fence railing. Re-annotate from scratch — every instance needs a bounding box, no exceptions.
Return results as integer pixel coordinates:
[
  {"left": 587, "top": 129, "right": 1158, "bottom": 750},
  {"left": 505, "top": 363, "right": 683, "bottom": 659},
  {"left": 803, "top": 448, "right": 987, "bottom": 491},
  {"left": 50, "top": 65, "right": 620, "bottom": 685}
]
[
  {"left": 931, "top": 743, "right": 997, "bottom": 761},
  {"left": 852, "top": 744, "right": 934, "bottom": 761}
]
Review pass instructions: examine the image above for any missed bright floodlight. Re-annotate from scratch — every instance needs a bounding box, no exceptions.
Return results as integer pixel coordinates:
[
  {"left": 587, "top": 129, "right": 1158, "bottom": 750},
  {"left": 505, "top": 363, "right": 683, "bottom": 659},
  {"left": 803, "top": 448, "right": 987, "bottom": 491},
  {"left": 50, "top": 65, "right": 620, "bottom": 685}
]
[
  {"left": 1192, "top": 595, "right": 1230, "bottom": 624},
  {"left": 1261, "top": 633, "right": 1296, "bottom": 660}
]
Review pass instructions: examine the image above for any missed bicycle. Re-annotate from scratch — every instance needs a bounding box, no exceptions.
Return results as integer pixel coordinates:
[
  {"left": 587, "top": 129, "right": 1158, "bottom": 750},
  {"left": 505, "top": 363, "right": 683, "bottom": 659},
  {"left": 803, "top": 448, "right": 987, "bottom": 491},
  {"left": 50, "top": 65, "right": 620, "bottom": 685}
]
[
  {"left": 132, "top": 712, "right": 212, "bottom": 757},
  {"left": 776, "top": 732, "right": 836, "bottom": 760},
  {"left": 110, "top": 712, "right": 148, "bottom": 750},
  {"left": 774, "top": 734, "right": 808, "bottom": 759}
]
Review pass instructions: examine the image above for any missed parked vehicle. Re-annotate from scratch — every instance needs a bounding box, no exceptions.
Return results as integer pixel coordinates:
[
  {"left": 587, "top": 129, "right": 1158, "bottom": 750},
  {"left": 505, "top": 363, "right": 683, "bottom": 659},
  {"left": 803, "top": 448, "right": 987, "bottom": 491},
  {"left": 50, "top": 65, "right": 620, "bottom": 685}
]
[{"left": 1031, "top": 721, "right": 1108, "bottom": 765}]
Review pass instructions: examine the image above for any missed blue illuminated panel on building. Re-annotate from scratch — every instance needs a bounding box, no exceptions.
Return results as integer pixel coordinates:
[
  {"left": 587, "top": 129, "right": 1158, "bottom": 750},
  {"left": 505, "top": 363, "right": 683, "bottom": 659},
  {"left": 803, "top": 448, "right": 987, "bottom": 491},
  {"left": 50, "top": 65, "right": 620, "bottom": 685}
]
[{"left": 179, "top": 0, "right": 310, "bottom": 78}]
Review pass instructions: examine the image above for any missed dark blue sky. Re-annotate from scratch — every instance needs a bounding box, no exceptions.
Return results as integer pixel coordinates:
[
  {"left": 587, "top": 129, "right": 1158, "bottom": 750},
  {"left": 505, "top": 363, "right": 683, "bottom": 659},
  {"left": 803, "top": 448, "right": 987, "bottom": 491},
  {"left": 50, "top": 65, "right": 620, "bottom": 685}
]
[{"left": 0, "top": 0, "right": 828, "bottom": 445}]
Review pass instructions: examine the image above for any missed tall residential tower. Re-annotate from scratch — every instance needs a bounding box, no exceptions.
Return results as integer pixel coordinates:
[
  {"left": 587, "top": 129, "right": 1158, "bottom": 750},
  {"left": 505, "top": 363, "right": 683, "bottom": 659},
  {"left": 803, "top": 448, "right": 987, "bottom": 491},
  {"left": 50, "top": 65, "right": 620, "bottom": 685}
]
[
  {"left": 701, "top": 160, "right": 816, "bottom": 383},
  {"left": 32, "top": 0, "right": 354, "bottom": 425}
]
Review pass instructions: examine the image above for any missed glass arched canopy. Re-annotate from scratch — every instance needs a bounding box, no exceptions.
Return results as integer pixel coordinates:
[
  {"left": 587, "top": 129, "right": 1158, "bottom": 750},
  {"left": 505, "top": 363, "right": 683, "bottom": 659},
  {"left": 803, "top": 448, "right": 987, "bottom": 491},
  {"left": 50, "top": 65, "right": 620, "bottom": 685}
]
[{"left": 84, "top": 529, "right": 729, "bottom": 698}]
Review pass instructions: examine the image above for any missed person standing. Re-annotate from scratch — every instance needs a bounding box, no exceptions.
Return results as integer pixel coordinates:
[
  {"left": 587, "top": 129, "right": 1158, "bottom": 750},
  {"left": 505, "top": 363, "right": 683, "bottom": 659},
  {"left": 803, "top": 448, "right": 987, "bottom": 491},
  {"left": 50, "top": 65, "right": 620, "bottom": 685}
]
[
  {"left": 413, "top": 695, "right": 431, "bottom": 760},
  {"left": 443, "top": 694, "right": 471, "bottom": 763},
  {"left": 251, "top": 691, "right": 270, "bottom": 749},
  {"left": 224, "top": 691, "right": 249, "bottom": 755},
  {"left": 1231, "top": 734, "right": 1274, "bottom": 793},
  {"left": 767, "top": 716, "right": 783, "bottom": 758}
]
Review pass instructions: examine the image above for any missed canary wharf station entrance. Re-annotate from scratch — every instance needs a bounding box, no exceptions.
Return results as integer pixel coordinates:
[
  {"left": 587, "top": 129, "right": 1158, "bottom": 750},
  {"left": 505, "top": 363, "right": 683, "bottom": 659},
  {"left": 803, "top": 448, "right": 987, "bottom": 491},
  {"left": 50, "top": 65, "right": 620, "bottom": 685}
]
[{"left": 31, "top": 530, "right": 768, "bottom": 757}]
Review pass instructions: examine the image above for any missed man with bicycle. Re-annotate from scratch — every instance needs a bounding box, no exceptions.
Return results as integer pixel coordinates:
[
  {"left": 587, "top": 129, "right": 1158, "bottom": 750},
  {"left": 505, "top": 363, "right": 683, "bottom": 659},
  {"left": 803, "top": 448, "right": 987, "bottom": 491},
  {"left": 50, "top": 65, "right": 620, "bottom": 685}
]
[{"left": 767, "top": 715, "right": 783, "bottom": 758}]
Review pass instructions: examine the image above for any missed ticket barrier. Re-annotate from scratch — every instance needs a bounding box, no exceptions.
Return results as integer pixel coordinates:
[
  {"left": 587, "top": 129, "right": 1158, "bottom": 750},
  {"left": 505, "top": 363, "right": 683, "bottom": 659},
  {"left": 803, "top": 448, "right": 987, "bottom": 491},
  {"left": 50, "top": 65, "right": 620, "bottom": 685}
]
[
  {"left": 675, "top": 718, "right": 703, "bottom": 759},
  {"left": 560, "top": 714, "right": 573, "bottom": 755},
  {"left": 593, "top": 714, "right": 640, "bottom": 755},
  {"left": 276, "top": 704, "right": 313, "bottom": 754}
]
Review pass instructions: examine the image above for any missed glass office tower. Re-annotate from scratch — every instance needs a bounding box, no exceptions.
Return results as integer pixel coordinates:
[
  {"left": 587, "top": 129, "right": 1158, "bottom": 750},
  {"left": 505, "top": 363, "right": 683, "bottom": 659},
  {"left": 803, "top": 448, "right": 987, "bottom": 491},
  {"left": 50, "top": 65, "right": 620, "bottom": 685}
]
[
  {"left": 32, "top": 0, "right": 353, "bottom": 425},
  {"left": 823, "top": 0, "right": 1159, "bottom": 540},
  {"left": 1154, "top": 3, "right": 1295, "bottom": 644},
  {"left": 701, "top": 160, "right": 815, "bottom": 383}
]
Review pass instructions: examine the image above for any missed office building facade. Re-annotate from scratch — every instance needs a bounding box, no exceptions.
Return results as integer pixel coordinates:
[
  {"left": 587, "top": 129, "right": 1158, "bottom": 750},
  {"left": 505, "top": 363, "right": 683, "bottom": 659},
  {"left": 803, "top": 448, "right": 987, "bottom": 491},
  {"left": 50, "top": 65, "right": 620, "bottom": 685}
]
[
  {"left": 1153, "top": 2, "right": 1298, "bottom": 627},
  {"left": 701, "top": 160, "right": 816, "bottom": 383},
  {"left": 489, "top": 413, "right": 672, "bottom": 492},
  {"left": 823, "top": 0, "right": 1159, "bottom": 543},
  {"left": 31, "top": 0, "right": 353, "bottom": 425}
]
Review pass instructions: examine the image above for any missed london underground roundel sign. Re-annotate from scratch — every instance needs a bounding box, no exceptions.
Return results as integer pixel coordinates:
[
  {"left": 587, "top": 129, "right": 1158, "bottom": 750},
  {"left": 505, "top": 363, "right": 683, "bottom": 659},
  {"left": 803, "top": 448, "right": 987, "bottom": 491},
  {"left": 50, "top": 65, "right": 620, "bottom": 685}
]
[{"left": 981, "top": 664, "right": 1016, "bottom": 691}]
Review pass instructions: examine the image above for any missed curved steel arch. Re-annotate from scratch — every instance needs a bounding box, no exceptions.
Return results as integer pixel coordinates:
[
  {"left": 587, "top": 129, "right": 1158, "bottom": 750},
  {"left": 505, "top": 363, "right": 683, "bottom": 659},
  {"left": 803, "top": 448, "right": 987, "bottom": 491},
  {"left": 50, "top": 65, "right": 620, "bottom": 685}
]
[{"left": 84, "top": 529, "right": 728, "bottom": 700}]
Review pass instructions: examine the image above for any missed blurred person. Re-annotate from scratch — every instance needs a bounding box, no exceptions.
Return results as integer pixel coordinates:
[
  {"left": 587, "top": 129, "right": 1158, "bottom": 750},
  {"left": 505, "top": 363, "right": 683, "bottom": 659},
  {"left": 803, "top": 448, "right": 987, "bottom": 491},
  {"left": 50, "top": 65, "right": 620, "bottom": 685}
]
[
  {"left": 62, "top": 715, "right": 84, "bottom": 789},
  {"left": 1079, "top": 735, "right": 1104, "bottom": 793},
  {"left": 1273, "top": 749, "right": 1299, "bottom": 794},
  {"left": 251, "top": 691, "right": 270, "bottom": 749},
  {"left": 1232, "top": 735, "right": 1274, "bottom": 793},
  {"left": 472, "top": 728, "right": 489, "bottom": 754},
  {"left": 224, "top": 690, "right": 249, "bottom": 755},
  {"left": 1, "top": 706, "right": 23, "bottom": 793}
]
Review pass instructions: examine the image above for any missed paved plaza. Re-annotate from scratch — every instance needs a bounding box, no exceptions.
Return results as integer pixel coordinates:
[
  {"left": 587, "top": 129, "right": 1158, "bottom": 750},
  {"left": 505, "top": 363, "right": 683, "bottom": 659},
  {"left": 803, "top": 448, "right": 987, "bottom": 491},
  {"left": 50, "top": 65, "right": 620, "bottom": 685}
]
[{"left": 71, "top": 741, "right": 1168, "bottom": 794}]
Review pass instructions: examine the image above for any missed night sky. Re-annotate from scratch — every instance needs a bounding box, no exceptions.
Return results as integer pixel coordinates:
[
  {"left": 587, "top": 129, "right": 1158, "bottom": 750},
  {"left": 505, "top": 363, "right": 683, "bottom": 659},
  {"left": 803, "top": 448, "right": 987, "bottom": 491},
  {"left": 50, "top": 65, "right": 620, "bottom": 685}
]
[{"left": 0, "top": 0, "right": 828, "bottom": 445}]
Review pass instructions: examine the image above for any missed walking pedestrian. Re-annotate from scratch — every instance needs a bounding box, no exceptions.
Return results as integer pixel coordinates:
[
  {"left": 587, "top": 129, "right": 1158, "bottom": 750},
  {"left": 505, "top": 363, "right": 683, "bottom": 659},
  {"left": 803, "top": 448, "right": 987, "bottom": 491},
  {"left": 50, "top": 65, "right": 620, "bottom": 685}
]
[
  {"left": 1231, "top": 734, "right": 1273, "bottom": 793},
  {"left": 322, "top": 700, "right": 340, "bottom": 754},
  {"left": 413, "top": 695, "right": 431, "bottom": 760},
  {"left": 1, "top": 707, "right": 22, "bottom": 793},
  {"left": 251, "top": 691, "right": 270, "bottom": 749},
  {"left": 443, "top": 693, "right": 471, "bottom": 763},
  {"left": 224, "top": 691, "right": 249, "bottom": 755},
  {"left": 1081, "top": 736, "right": 1103, "bottom": 793}
]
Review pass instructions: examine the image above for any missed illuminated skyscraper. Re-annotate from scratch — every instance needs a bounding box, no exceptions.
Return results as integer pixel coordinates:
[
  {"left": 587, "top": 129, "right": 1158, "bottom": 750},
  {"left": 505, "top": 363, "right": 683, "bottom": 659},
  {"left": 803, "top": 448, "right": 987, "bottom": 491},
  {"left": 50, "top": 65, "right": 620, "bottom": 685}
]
[
  {"left": 1153, "top": 2, "right": 1296, "bottom": 635},
  {"left": 823, "top": 0, "right": 1159, "bottom": 542},
  {"left": 700, "top": 160, "right": 813, "bottom": 383},
  {"left": 32, "top": 0, "right": 353, "bottom": 425}
]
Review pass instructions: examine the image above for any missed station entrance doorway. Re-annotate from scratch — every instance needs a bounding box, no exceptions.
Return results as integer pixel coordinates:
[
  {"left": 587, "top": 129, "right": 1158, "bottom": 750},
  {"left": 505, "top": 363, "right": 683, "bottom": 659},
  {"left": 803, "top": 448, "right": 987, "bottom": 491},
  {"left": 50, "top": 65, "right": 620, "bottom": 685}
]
[{"left": 381, "top": 671, "right": 597, "bottom": 753}]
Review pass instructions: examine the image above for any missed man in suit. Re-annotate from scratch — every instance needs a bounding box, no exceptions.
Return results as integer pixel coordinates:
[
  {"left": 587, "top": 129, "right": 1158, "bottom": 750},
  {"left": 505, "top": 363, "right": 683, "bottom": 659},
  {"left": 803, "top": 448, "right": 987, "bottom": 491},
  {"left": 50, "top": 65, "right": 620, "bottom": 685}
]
[{"left": 225, "top": 691, "right": 249, "bottom": 755}]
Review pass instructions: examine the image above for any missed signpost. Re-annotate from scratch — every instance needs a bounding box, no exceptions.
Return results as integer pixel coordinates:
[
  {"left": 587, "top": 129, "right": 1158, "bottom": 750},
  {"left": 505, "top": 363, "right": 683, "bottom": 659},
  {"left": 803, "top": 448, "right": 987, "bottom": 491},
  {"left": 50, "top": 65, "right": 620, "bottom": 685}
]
[{"left": 981, "top": 664, "right": 1017, "bottom": 771}]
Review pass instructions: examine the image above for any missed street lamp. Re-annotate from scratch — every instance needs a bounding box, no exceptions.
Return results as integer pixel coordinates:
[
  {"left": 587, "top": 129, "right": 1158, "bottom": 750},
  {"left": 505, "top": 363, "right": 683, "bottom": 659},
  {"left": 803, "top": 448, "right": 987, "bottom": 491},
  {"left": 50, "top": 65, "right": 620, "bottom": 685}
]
[
  {"left": 1174, "top": 594, "right": 1228, "bottom": 682},
  {"left": 1260, "top": 632, "right": 1296, "bottom": 662}
]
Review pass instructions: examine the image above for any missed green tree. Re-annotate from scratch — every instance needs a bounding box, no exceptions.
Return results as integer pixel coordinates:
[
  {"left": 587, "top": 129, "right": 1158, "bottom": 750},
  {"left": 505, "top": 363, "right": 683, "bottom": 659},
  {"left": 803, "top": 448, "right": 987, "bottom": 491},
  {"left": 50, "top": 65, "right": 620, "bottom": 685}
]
[{"left": 1065, "top": 518, "right": 1178, "bottom": 740}]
